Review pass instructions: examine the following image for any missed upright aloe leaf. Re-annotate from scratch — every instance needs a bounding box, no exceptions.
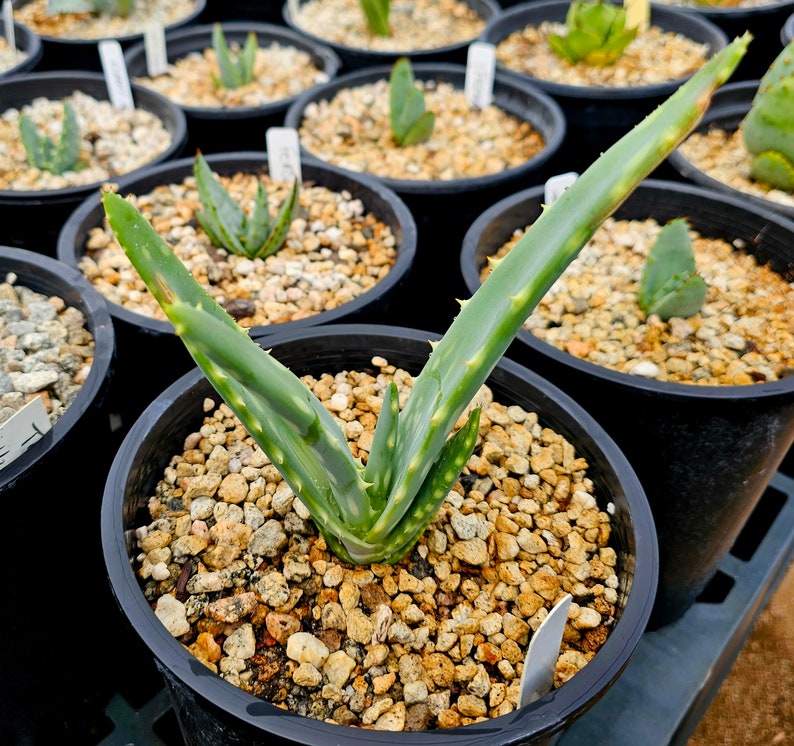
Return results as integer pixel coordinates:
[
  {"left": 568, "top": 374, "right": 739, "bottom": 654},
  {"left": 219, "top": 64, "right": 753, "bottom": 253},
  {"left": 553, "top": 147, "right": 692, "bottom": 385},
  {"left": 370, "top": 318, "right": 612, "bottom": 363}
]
[
  {"left": 638, "top": 218, "right": 707, "bottom": 320},
  {"left": 193, "top": 152, "right": 299, "bottom": 259},
  {"left": 360, "top": 0, "right": 390, "bottom": 36},
  {"left": 211, "top": 24, "right": 257, "bottom": 89},
  {"left": 389, "top": 57, "right": 435, "bottom": 146},
  {"left": 102, "top": 34, "right": 750, "bottom": 565},
  {"left": 19, "top": 101, "right": 81, "bottom": 175},
  {"left": 742, "top": 40, "right": 794, "bottom": 192}
]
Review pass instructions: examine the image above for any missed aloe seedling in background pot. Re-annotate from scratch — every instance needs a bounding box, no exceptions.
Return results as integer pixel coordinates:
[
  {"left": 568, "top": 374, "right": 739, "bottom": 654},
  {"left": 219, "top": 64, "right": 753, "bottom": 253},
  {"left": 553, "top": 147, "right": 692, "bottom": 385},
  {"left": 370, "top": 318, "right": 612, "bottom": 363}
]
[
  {"left": 742, "top": 39, "right": 794, "bottom": 192},
  {"left": 211, "top": 23, "right": 257, "bottom": 89},
  {"left": 101, "top": 34, "right": 750, "bottom": 566},
  {"left": 548, "top": 0, "right": 638, "bottom": 66},
  {"left": 638, "top": 218, "right": 707, "bottom": 321},
  {"left": 360, "top": 0, "right": 390, "bottom": 37},
  {"left": 193, "top": 151, "right": 299, "bottom": 259},
  {"left": 19, "top": 100, "right": 81, "bottom": 175},
  {"left": 389, "top": 57, "right": 435, "bottom": 146}
]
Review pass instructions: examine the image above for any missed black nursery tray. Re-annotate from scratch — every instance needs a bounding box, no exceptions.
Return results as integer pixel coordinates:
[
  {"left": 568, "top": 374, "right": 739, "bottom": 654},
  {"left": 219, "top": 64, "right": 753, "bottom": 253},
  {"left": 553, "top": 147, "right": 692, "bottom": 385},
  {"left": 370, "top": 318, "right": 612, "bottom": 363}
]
[{"left": 98, "top": 471, "right": 794, "bottom": 746}]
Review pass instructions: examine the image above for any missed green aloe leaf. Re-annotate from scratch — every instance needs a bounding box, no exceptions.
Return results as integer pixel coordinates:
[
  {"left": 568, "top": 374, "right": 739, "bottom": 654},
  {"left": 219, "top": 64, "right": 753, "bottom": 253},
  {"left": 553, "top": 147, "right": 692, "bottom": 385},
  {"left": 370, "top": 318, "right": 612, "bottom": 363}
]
[
  {"left": 360, "top": 0, "right": 390, "bottom": 36},
  {"left": 638, "top": 218, "right": 707, "bottom": 320},
  {"left": 389, "top": 58, "right": 435, "bottom": 146},
  {"left": 212, "top": 24, "right": 257, "bottom": 89}
]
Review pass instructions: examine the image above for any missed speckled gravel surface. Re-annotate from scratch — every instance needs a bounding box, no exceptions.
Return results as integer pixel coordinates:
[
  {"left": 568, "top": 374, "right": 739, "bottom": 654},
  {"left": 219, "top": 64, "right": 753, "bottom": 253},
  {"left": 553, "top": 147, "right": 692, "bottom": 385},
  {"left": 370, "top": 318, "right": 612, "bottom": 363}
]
[
  {"left": 131, "top": 42, "right": 331, "bottom": 110},
  {"left": 676, "top": 125, "right": 794, "bottom": 211},
  {"left": 0, "top": 273, "right": 95, "bottom": 425},
  {"left": 0, "top": 35, "right": 27, "bottom": 74},
  {"left": 14, "top": 0, "right": 198, "bottom": 40},
  {"left": 80, "top": 174, "right": 398, "bottom": 327},
  {"left": 296, "top": 79, "right": 547, "bottom": 181},
  {"left": 482, "top": 216, "right": 794, "bottom": 385},
  {"left": 494, "top": 23, "right": 710, "bottom": 88},
  {"left": 291, "top": 0, "right": 487, "bottom": 52},
  {"left": 133, "top": 360, "right": 619, "bottom": 731},
  {"left": 0, "top": 90, "right": 173, "bottom": 192}
]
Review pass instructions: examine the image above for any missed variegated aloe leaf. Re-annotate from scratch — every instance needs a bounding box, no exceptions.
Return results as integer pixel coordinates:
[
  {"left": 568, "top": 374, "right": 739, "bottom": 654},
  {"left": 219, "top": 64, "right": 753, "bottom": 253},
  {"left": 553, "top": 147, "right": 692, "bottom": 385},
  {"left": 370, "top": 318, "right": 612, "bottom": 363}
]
[{"left": 103, "top": 34, "right": 750, "bottom": 565}]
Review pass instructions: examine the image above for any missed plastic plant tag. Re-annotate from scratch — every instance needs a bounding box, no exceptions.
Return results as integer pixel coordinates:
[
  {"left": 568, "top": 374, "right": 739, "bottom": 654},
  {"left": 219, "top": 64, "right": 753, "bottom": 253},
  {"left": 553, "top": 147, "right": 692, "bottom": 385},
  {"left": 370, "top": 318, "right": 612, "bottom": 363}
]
[
  {"left": 544, "top": 172, "right": 579, "bottom": 204},
  {"left": 287, "top": 0, "right": 300, "bottom": 19},
  {"left": 2, "top": 0, "right": 14, "bottom": 52},
  {"left": 266, "top": 126, "right": 302, "bottom": 184},
  {"left": 465, "top": 42, "right": 496, "bottom": 109},
  {"left": 624, "top": 0, "right": 650, "bottom": 33},
  {"left": 0, "top": 396, "right": 51, "bottom": 471},
  {"left": 518, "top": 593, "right": 572, "bottom": 707},
  {"left": 144, "top": 21, "right": 168, "bottom": 77},
  {"left": 99, "top": 40, "right": 135, "bottom": 110}
]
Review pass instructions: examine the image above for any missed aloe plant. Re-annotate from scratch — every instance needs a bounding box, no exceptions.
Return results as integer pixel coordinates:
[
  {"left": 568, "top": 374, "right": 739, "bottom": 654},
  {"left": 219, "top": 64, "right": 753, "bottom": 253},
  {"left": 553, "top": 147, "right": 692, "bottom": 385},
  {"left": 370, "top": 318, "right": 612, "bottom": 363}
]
[
  {"left": 741, "top": 40, "right": 794, "bottom": 192},
  {"left": 360, "top": 0, "right": 390, "bottom": 37},
  {"left": 101, "top": 34, "right": 749, "bottom": 565},
  {"left": 193, "top": 152, "right": 299, "bottom": 259},
  {"left": 211, "top": 24, "right": 257, "bottom": 90},
  {"left": 548, "top": 1, "right": 638, "bottom": 66},
  {"left": 389, "top": 57, "right": 435, "bottom": 147},
  {"left": 638, "top": 218, "right": 707, "bottom": 320},
  {"left": 47, "top": 0, "right": 134, "bottom": 16},
  {"left": 19, "top": 101, "right": 81, "bottom": 175}
]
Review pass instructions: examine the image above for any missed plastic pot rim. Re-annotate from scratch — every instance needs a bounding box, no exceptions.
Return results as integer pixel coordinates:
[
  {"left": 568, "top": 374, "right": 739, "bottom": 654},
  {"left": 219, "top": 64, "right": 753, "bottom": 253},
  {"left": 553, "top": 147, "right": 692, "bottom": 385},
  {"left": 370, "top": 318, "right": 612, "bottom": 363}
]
[
  {"left": 0, "top": 245, "right": 115, "bottom": 493},
  {"left": 478, "top": 0, "right": 730, "bottom": 101},
  {"left": 122, "top": 21, "right": 343, "bottom": 121},
  {"left": 0, "top": 70, "right": 188, "bottom": 203},
  {"left": 283, "top": 62, "right": 567, "bottom": 196},
  {"left": 101, "top": 321, "right": 657, "bottom": 745},
  {"left": 281, "top": 0, "right": 501, "bottom": 63},
  {"left": 57, "top": 150, "right": 418, "bottom": 337},
  {"left": 460, "top": 177, "right": 794, "bottom": 401}
]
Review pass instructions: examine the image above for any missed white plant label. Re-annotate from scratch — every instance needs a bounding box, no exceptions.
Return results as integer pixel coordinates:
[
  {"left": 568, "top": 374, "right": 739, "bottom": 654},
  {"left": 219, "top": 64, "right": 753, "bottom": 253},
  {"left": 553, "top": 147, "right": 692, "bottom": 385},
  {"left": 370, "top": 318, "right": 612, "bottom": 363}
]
[
  {"left": 287, "top": 0, "right": 301, "bottom": 20},
  {"left": 144, "top": 21, "right": 168, "bottom": 77},
  {"left": 266, "top": 127, "right": 302, "bottom": 184},
  {"left": 624, "top": 0, "right": 650, "bottom": 32},
  {"left": 544, "top": 172, "right": 579, "bottom": 204},
  {"left": 465, "top": 42, "right": 496, "bottom": 109},
  {"left": 2, "top": 0, "right": 15, "bottom": 53},
  {"left": 0, "top": 396, "right": 51, "bottom": 471},
  {"left": 99, "top": 39, "right": 135, "bottom": 110}
]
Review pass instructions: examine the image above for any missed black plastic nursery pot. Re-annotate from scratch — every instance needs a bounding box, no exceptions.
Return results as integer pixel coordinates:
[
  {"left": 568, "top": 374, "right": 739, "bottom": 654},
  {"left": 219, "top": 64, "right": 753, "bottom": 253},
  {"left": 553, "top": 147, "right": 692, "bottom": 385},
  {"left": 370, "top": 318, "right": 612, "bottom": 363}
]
[
  {"left": 0, "top": 70, "right": 188, "bottom": 257},
  {"left": 11, "top": 0, "right": 208, "bottom": 72},
  {"left": 282, "top": 0, "right": 501, "bottom": 71},
  {"left": 57, "top": 151, "right": 418, "bottom": 433},
  {"left": 653, "top": 0, "right": 794, "bottom": 81},
  {"left": 460, "top": 178, "right": 794, "bottom": 630},
  {"left": 666, "top": 80, "right": 794, "bottom": 222},
  {"left": 283, "top": 62, "right": 566, "bottom": 333},
  {"left": 101, "top": 323, "right": 658, "bottom": 746},
  {"left": 478, "top": 0, "right": 729, "bottom": 174},
  {"left": 0, "top": 18, "right": 42, "bottom": 79},
  {"left": 122, "top": 21, "right": 342, "bottom": 155},
  {"left": 0, "top": 246, "right": 117, "bottom": 743}
]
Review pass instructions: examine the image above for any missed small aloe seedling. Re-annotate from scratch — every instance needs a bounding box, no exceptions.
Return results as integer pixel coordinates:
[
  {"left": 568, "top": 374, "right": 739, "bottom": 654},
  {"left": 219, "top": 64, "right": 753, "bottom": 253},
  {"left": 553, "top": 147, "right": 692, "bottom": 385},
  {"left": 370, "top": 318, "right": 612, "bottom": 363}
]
[
  {"left": 638, "top": 218, "right": 707, "bottom": 320},
  {"left": 211, "top": 24, "right": 257, "bottom": 90},
  {"left": 741, "top": 40, "right": 794, "bottom": 192},
  {"left": 19, "top": 101, "right": 81, "bottom": 175},
  {"left": 101, "top": 35, "right": 749, "bottom": 565},
  {"left": 193, "top": 152, "right": 299, "bottom": 260},
  {"left": 548, "top": 1, "right": 638, "bottom": 66},
  {"left": 390, "top": 57, "right": 435, "bottom": 147},
  {"left": 360, "top": 0, "right": 390, "bottom": 37},
  {"left": 47, "top": 0, "right": 134, "bottom": 16}
]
